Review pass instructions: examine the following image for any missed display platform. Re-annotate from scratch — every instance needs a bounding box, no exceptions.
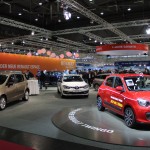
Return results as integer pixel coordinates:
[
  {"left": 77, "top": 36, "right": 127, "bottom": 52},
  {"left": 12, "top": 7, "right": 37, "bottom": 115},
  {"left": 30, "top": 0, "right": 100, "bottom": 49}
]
[{"left": 52, "top": 106, "right": 150, "bottom": 147}]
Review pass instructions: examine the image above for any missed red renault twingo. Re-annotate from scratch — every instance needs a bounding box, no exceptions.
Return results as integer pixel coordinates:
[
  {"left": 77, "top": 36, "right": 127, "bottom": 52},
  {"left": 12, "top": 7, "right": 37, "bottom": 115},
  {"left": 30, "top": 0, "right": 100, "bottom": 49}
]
[{"left": 97, "top": 73, "right": 150, "bottom": 128}]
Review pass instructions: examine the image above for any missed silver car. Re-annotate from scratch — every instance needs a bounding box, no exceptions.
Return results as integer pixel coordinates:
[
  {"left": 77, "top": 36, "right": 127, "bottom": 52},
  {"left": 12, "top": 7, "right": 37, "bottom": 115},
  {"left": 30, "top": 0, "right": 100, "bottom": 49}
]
[
  {"left": 57, "top": 74, "right": 89, "bottom": 98},
  {"left": 93, "top": 74, "right": 110, "bottom": 91},
  {"left": 0, "top": 71, "right": 30, "bottom": 110}
]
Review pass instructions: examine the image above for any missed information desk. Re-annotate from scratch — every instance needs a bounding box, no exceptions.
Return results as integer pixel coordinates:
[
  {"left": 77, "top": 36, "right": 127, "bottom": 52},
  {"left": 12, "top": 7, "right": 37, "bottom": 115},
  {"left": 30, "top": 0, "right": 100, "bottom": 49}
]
[{"left": 27, "top": 79, "right": 39, "bottom": 95}]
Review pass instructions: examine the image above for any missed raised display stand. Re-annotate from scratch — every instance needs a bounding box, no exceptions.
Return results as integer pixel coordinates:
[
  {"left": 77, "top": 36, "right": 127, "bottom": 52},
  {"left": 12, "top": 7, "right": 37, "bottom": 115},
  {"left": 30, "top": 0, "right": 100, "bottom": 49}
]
[{"left": 52, "top": 106, "right": 150, "bottom": 148}]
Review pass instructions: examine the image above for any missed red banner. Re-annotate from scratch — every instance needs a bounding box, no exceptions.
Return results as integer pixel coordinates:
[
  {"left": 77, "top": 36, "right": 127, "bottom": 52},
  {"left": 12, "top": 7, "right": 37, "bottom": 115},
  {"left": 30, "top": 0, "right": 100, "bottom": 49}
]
[{"left": 96, "top": 44, "right": 149, "bottom": 55}]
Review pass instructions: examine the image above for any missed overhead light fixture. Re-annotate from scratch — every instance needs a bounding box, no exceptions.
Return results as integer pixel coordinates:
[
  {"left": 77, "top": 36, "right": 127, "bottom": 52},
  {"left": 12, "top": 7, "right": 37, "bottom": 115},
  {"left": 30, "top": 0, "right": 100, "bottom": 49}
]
[
  {"left": 77, "top": 16, "right": 80, "bottom": 19},
  {"left": 94, "top": 40, "right": 97, "bottom": 43},
  {"left": 31, "top": 31, "right": 35, "bottom": 35},
  {"left": 18, "top": 13, "right": 22, "bottom": 16},
  {"left": 127, "top": 7, "right": 131, "bottom": 11},
  {"left": 58, "top": 19, "right": 61, "bottom": 22},
  {"left": 90, "top": 20, "right": 94, "bottom": 24},
  {"left": 100, "top": 12, "right": 104, "bottom": 15},
  {"left": 39, "top": 2, "right": 42, "bottom": 5},
  {"left": 63, "top": 10, "right": 71, "bottom": 20},
  {"left": 146, "top": 26, "right": 150, "bottom": 34},
  {"left": 35, "top": 18, "right": 38, "bottom": 21}
]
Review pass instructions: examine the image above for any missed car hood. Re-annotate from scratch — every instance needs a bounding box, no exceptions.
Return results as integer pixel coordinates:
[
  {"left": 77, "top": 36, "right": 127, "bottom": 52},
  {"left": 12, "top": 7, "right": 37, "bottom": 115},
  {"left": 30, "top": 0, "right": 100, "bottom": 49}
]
[
  {"left": 62, "top": 81, "right": 88, "bottom": 87},
  {"left": 132, "top": 91, "right": 150, "bottom": 101}
]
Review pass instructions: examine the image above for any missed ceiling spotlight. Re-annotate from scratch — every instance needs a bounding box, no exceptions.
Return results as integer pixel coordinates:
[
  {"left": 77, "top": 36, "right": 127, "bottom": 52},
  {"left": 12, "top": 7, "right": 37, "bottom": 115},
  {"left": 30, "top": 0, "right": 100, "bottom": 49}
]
[
  {"left": 146, "top": 26, "right": 150, "bottom": 34},
  {"left": 18, "top": 13, "right": 22, "bottom": 16},
  {"left": 90, "top": 20, "right": 94, "bottom": 24},
  {"left": 12, "top": 42, "right": 14, "bottom": 45},
  {"left": 35, "top": 18, "right": 38, "bottom": 21},
  {"left": 39, "top": 2, "right": 42, "bottom": 5},
  {"left": 127, "top": 7, "right": 131, "bottom": 11},
  {"left": 77, "top": 16, "right": 80, "bottom": 19},
  {"left": 31, "top": 31, "right": 35, "bottom": 35},
  {"left": 94, "top": 40, "right": 97, "bottom": 43},
  {"left": 63, "top": 10, "right": 71, "bottom": 20},
  {"left": 58, "top": 19, "right": 61, "bottom": 22},
  {"left": 100, "top": 12, "right": 104, "bottom": 15}
]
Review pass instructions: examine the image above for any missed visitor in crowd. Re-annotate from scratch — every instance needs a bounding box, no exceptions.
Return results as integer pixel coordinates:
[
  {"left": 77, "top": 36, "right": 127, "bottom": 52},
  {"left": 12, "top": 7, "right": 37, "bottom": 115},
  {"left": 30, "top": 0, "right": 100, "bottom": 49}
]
[
  {"left": 25, "top": 70, "right": 34, "bottom": 80},
  {"left": 39, "top": 70, "right": 46, "bottom": 89}
]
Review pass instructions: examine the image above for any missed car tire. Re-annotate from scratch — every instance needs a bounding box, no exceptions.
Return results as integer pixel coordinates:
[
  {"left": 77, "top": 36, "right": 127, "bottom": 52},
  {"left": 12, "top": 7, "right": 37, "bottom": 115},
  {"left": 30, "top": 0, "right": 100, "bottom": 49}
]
[
  {"left": 23, "top": 90, "right": 29, "bottom": 101},
  {"left": 94, "top": 84, "right": 100, "bottom": 91},
  {"left": 0, "top": 96, "right": 7, "bottom": 110},
  {"left": 124, "top": 107, "right": 136, "bottom": 128},
  {"left": 97, "top": 96, "right": 105, "bottom": 111}
]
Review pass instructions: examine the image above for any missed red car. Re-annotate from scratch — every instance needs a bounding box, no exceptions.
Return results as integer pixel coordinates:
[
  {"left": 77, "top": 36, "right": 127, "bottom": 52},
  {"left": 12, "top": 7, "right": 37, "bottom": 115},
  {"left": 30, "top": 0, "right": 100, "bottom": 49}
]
[{"left": 97, "top": 73, "right": 150, "bottom": 128}]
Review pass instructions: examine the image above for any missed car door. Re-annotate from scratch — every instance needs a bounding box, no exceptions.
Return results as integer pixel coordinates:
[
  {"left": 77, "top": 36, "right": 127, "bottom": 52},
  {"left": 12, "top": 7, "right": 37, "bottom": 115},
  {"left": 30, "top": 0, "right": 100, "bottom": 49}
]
[
  {"left": 109, "top": 77, "right": 125, "bottom": 114},
  {"left": 102, "top": 76, "right": 114, "bottom": 107},
  {"left": 5, "top": 74, "right": 17, "bottom": 102},
  {"left": 15, "top": 74, "right": 25, "bottom": 98}
]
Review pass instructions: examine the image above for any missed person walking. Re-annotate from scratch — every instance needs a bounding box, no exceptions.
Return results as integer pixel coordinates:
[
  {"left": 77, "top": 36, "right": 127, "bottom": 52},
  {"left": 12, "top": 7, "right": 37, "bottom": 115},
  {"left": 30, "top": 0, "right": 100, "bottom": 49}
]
[{"left": 39, "top": 70, "right": 46, "bottom": 89}]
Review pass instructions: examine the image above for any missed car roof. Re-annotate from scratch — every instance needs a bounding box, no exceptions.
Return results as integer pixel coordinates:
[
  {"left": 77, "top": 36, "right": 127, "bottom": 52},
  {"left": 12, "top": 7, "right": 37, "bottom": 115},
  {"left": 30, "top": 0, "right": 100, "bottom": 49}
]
[{"left": 108, "top": 73, "right": 150, "bottom": 78}]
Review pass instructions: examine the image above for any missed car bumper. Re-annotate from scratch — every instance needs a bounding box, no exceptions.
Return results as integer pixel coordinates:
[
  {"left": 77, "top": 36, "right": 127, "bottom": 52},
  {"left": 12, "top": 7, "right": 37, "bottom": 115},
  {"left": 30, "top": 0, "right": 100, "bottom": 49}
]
[
  {"left": 135, "top": 106, "right": 150, "bottom": 123},
  {"left": 62, "top": 89, "right": 89, "bottom": 96}
]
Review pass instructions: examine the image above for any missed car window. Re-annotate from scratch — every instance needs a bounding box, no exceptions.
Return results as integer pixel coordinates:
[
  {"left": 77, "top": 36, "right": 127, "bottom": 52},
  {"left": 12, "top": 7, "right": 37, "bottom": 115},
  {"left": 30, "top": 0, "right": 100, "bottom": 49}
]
[
  {"left": 7, "top": 74, "right": 15, "bottom": 83},
  {"left": 124, "top": 76, "right": 150, "bottom": 91},
  {"left": 15, "top": 74, "right": 24, "bottom": 83},
  {"left": 63, "top": 76, "right": 83, "bottom": 82},
  {"left": 0, "top": 75, "right": 8, "bottom": 85},
  {"left": 95, "top": 75, "right": 108, "bottom": 79},
  {"left": 105, "top": 77, "right": 114, "bottom": 87},
  {"left": 114, "top": 77, "right": 123, "bottom": 88}
]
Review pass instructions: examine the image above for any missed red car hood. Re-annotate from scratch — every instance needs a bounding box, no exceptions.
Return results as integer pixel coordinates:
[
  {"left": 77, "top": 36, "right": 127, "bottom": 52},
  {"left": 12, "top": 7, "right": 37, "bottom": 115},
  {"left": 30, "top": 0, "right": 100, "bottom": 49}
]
[{"left": 132, "top": 91, "right": 150, "bottom": 101}]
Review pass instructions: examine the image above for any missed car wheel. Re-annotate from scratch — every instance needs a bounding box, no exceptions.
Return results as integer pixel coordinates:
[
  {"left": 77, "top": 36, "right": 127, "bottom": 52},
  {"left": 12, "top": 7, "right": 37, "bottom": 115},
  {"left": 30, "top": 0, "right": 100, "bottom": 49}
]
[
  {"left": 23, "top": 90, "right": 29, "bottom": 101},
  {"left": 124, "top": 107, "right": 136, "bottom": 128},
  {"left": 0, "top": 96, "right": 7, "bottom": 110},
  {"left": 97, "top": 96, "right": 105, "bottom": 111},
  {"left": 95, "top": 84, "right": 100, "bottom": 91}
]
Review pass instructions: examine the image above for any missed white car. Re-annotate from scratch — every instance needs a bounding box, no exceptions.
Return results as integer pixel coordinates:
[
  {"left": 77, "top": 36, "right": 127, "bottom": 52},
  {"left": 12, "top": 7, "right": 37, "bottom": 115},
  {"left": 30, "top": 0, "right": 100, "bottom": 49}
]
[{"left": 57, "top": 74, "right": 89, "bottom": 98}]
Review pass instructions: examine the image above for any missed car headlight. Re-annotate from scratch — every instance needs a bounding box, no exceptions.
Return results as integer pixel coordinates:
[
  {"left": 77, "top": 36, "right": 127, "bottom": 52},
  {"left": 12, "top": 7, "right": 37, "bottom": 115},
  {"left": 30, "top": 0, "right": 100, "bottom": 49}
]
[
  {"left": 63, "top": 85, "right": 70, "bottom": 89},
  {"left": 83, "top": 85, "right": 89, "bottom": 89},
  {"left": 137, "top": 98, "right": 150, "bottom": 107}
]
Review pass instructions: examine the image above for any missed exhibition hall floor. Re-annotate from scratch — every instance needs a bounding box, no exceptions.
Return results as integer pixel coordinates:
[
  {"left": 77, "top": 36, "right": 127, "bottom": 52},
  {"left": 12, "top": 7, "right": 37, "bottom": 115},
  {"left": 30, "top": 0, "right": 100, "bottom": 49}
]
[{"left": 0, "top": 87, "right": 150, "bottom": 150}]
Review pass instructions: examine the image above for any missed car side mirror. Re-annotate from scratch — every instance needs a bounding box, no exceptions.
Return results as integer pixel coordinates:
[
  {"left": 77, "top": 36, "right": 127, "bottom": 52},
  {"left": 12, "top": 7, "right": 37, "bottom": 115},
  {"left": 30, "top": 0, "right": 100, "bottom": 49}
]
[{"left": 116, "top": 86, "right": 124, "bottom": 92}]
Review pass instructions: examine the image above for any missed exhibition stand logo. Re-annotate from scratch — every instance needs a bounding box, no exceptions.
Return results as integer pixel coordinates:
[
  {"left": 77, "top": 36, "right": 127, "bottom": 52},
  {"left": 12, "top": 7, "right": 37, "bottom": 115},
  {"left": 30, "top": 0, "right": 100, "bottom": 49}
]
[{"left": 68, "top": 108, "right": 114, "bottom": 134}]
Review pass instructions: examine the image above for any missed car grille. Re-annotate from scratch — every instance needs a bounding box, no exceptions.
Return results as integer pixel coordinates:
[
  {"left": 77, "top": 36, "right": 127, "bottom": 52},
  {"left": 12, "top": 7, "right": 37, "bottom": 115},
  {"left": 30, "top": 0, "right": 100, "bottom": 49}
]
[{"left": 63, "top": 91, "right": 89, "bottom": 94}]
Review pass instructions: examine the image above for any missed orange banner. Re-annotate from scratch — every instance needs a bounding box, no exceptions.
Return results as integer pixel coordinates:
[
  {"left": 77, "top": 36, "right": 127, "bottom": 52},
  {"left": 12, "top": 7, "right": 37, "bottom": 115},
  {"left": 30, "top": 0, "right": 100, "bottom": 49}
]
[{"left": 0, "top": 53, "right": 76, "bottom": 75}]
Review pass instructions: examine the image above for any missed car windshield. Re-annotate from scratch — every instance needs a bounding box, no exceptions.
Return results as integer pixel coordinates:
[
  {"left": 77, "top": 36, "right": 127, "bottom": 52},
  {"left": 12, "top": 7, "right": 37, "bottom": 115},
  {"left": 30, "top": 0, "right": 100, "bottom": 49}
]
[
  {"left": 63, "top": 76, "right": 83, "bottom": 82},
  {"left": 124, "top": 76, "right": 150, "bottom": 91},
  {"left": 0, "top": 75, "right": 8, "bottom": 85}
]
